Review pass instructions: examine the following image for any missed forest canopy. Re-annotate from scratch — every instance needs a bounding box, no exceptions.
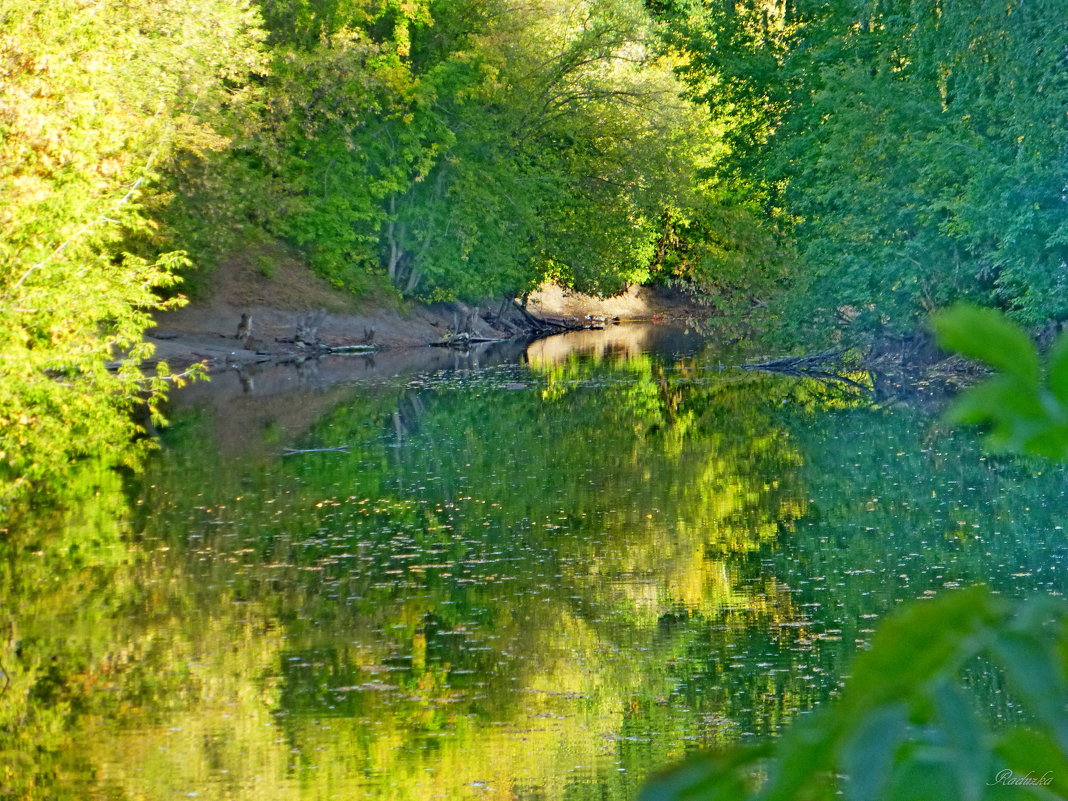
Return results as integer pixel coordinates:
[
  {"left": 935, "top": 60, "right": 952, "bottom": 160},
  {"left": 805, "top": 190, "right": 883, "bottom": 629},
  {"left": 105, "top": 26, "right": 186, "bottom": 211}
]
[
  {"left": 246, "top": 0, "right": 755, "bottom": 300},
  {"left": 656, "top": 0, "right": 1068, "bottom": 332}
]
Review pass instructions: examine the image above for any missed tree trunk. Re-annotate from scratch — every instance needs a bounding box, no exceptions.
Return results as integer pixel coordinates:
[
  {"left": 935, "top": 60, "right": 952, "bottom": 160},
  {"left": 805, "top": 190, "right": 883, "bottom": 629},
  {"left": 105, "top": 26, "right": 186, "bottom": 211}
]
[{"left": 405, "top": 267, "right": 422, "bottom": 294}]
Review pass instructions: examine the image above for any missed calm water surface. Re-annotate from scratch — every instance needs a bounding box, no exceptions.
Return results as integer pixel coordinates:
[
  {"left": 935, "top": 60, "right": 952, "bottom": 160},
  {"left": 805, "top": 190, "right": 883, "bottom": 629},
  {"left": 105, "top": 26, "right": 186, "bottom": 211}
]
[{"left": 4, "top": 325, "right": 1068, "bottom": 799}]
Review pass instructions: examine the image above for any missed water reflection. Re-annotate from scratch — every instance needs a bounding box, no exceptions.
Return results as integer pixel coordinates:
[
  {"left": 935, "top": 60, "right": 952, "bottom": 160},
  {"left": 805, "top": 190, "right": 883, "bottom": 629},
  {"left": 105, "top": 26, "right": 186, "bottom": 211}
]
[
  {"left": 524, "top": 322, "right": 708, "bottom": 366},
  {"left": 3, "top": 328, "right": 1068, "bottom": 799}
]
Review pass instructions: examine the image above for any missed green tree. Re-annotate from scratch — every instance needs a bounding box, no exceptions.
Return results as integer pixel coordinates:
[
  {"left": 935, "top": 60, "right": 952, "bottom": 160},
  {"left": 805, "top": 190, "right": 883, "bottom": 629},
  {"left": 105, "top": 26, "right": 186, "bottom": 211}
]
[
  {"left": 658, "top": 0, "right": 1068, "bottom": 332},
  {"left": 249, "top": 0, "right": 729, "bottom": 301},
  {"left": 0, "top": 0, "right": 265, "bottom": 508}
]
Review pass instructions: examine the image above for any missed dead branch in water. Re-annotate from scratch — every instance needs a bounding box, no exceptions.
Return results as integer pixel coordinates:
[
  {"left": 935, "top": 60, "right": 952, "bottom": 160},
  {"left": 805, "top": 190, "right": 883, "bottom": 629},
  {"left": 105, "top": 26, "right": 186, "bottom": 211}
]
[
  {"left": 431, "top": 332, "right": 509, "bottom": 348},
  {"left": 742, "top": 349, "right": 848, "bottom": 371},
  {"left": 511, "top": 300, "right": 573, "bottom": 331},
  {"left": 282, "top": 446, "right": 350, "bottom": 455},
  {"left": 738, "top": 348, "right": 868, "bottom": 390}
]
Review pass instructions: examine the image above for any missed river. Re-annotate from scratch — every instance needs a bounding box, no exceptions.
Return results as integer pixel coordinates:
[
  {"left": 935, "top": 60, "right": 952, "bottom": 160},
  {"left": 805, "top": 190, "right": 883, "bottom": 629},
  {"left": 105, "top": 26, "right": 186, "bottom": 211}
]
[{"left": 3, "top": 325, "right": 1066, "bottom": 799}]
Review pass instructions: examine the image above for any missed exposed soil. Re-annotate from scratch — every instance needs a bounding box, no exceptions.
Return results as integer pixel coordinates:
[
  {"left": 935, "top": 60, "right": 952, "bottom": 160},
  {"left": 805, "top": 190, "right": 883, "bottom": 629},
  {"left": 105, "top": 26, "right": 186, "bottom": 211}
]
[
  {"left": 527, "top": 283, "right": 707, "bottom": 322},
  {"left": 146, "top": 246, "right": 712, "bottom": 374}
]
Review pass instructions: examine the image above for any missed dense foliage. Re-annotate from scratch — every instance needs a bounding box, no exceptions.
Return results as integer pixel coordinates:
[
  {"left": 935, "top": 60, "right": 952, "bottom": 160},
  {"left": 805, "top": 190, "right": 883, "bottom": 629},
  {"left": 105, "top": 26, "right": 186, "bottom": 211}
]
[
  {"left": 246, "top": 0, "right": 756, "bottom": 300},
  {"left": 0, "top": 0, "right": 264, "bottom": 508},
  {"left": 1, "top": 0, "right": 773, "bottom": 504},
  {"left": 657, "top": 0, "right": 1068, "bottom": 332}
]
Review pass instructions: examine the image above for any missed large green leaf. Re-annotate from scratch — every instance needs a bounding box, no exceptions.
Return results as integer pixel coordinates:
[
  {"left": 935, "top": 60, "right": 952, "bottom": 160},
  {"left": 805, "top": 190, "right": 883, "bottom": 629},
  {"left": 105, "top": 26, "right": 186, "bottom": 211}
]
[
  {"left": 840, "top": 703, "right": 910, "bottom": 801},
  {"left": 931, "top": 679, "right": 990, "bottom": 801},
  {"left": 994, "top": 728, "right": 1068, "bottom": 798},
  {"left": 639, "top": 744, "right": 770, "bottom": 801},
  {"left": 844, "top": 587, "right": 999, "bottom": 709},
  {"left": 759, "top": 711, "right": 841, "bottom": 801},
  {"left": 989, "top": 630, "right": 1068, "bottom": 753},
  {"left": 1047, "top": 332, "right": 1068, "bottom": 405},
  {"left": 932, "top": 305, "right": 1040, "bottom": 384},
  {"left": 945, "top": 376, "right": 1043, "bottom": 429}
]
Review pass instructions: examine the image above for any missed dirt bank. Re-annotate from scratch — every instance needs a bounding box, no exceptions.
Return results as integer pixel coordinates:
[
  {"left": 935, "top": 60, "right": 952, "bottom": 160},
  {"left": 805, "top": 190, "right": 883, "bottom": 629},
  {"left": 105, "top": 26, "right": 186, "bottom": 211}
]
[{"left": 146, "top": 248, "right": 710, "bottom": 373}]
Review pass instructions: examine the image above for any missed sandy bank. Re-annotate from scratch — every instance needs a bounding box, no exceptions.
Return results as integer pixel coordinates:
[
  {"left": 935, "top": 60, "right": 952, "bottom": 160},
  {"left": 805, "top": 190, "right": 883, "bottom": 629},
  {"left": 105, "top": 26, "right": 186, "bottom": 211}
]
[{"left": 145, "top": 250, "right": 711, "bottom": 374}]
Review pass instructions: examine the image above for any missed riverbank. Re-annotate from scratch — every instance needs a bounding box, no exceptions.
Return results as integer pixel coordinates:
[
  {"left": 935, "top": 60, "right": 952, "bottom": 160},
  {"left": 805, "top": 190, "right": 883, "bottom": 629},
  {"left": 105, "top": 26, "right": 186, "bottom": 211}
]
[{"left": 146, "top": 249, "right": 711, "bottom": 374}]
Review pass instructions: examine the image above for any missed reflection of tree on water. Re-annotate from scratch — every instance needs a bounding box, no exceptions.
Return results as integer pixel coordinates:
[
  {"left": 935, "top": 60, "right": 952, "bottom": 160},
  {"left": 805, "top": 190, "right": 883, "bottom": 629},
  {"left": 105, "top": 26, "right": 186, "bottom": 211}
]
[
  {"left": 67, "top": 351, "right": 826, "bottom": 798},
  {"left": 0, "top": 468, "right": 292, "bottom": 801},
  {"left": 522, "top": 323, "right": 710, "bottom": 368},
  {"left": 17, "top": 341, "right": 1007, "bottom": 801},
  {"left": 390, "top": 392, "right": 427, "bottom": 445},
  {"left": 213, "top": 352, "right": 856, "bottom": 798}
]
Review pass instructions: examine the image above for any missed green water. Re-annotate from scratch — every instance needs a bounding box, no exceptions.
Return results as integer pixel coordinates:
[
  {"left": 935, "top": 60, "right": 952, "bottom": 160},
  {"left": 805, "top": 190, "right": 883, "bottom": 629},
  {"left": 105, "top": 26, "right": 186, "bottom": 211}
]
[{"left": 3, "top": 326, "right": 1067, "bottom": 800}]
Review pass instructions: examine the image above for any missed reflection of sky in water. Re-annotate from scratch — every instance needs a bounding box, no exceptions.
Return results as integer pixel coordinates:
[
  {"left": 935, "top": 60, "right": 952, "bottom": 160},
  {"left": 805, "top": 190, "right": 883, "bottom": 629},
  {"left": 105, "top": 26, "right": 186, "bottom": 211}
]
[{"left": 5, "top": 326, "right": 1068, "bottom": 800}]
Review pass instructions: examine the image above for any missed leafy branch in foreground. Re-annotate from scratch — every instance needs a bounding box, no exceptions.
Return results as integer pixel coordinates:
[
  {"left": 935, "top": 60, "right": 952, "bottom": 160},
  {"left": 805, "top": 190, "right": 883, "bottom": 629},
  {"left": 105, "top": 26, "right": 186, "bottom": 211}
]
[
  {"left": 642, "top": 588, "right": 1068, "bottom": 801},
  {"left": 932, "top": 304, "right": 1068, "bottom": 458},
  {"left": 0, "top": 0, "right": 261, "bottom": 510},
  {"left": 642, "top": 304, "right": 1068, "bottom": 801}
]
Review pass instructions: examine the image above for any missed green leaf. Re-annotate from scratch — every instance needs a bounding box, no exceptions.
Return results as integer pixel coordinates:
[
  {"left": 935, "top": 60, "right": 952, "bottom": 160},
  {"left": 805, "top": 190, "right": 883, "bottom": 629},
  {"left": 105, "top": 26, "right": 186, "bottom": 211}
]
[
  {"left": 943, "top": 374, "right": 1054, "bottom": 455},
  {"left": 989, "top": 630, "right": 1068, "bottom": 753},
  {"left": 994, "top": 728, "right": 1068, "bottom": 798},
  {"left": 845, "top": 587, "right": 999, "bottom": 710},
  {"left": 881, "top": 747, "right": 967, "bottom": 801},
  {"left": 840, "top": 703, "right": 910, "bottom": 801},
  {"left": 1022, "top": 424, "right": 1068, "bottom": 460},
  {"left": 930, "top": 679, "right": 990, "bottom": 801},
  {"left": 1047, "top": 331, "right": 1068, "bottom": 405},
  {"left": 639, "top": 744, "right": 770, "bottom": 801},
  {"left": 759, "top": 709, "right": 844, "bottom": 801},
  {"left": 945, "top": 376, "right": 1043, "bottom": 427},
  {"left": 932, "top": 305, "right": 1040, "bottom": 384}
]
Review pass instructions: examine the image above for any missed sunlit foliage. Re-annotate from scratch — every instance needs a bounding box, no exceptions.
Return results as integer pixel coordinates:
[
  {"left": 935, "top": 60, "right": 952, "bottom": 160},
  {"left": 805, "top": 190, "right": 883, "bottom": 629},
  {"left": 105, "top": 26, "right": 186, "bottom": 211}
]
[
  {"left": 0, "top": 0, "right": 264, "bottom": 507},
  {"left": 247, "top": 0, "right": 734, "bottom": 300},
  {"left": 0, "top": 0, "right": 788, "bottom": 504}
]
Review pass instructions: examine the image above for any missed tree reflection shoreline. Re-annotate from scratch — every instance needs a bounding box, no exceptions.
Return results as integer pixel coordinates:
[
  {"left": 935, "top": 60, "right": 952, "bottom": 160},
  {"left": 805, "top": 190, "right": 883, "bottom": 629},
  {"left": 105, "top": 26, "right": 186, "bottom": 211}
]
[{"left": 3, "top": 326, "right": 1064, "bottom": 800}]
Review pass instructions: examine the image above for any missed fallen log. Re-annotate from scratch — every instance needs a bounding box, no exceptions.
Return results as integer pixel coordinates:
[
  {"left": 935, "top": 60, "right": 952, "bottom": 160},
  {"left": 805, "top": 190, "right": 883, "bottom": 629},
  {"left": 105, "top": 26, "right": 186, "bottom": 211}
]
[
  {"left": 431, "top": 332, "right": 509, "bottom": 348},
  {"left": 324, "top": 344, "right": 380, "bottom": 353},
  {"left": 742, "top": 349, "right": 847, "bottom": 371},
  {"left": 737, "top": 348, "right": 867, "bottom": 390},
  {"left": 511, "top": 300, "right": 573, "bottom": 331}
]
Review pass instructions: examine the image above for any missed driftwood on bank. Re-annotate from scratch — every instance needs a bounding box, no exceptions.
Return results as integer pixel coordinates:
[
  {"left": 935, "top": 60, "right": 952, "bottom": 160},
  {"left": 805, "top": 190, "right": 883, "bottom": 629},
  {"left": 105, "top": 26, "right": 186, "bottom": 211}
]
[
  {"left": 511, "top": 300, "right": 576, "bottom": 333},
  {"left": 266, "top": 309, "right": 380, "bottom": 355},
  {"left": 296, "top": 309, "right": 327, "bottom": 345},
  {"left": 431, "top": 298, "right": 617, "bottom": 348},
  {"left": 324, "top": 343, "right": 379, "bottom": 353},
  {"left": 431, "top": 332, "right": 509, "bottom": 349}
]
